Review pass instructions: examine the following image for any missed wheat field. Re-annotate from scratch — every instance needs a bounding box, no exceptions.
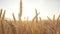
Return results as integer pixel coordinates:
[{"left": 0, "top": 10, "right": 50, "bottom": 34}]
[
  {"left": 0, "top": 0, "right": 60, "bottom": 34},
  {"left": 0, "top": 8, "right": 60, "bottom": 34}
]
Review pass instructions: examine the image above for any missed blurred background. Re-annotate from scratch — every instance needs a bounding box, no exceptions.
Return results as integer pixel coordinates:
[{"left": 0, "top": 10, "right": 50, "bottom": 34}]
[{"left": 0, "top": 0, "right": 60, "bottom": 20}]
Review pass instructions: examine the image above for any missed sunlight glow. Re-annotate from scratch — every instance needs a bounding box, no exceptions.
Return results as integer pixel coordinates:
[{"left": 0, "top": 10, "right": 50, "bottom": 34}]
[{"left": 1, "top": 0, "right": 59, "bottom": 20}]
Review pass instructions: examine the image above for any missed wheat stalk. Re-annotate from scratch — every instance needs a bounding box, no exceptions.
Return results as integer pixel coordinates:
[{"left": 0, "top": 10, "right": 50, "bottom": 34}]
[
  {"left": 53, "top": 15, "right": 55, "bottom": 23},
  {"left": 47, "top": 16, "right": 53, "bottom": 23},
  {"left": 0, "top": 9, "right": 2, "bottom": 18},
  {"left": 35, "top": 9, "right": 38, "bottom": 23},
  {"left": 12, "top": 13, "right": 16, "bottom": 24},
  {"left": 0, "top": 10, "right": 6, "bottom": 34},
  {"left": 2, "top": 10, "right": 6, "bottom": 20}
]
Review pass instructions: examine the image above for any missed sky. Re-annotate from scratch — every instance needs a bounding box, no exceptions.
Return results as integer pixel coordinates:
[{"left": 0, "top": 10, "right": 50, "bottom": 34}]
[{"left": 0, "top": 0, "right": 60, "bottom": 20}]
